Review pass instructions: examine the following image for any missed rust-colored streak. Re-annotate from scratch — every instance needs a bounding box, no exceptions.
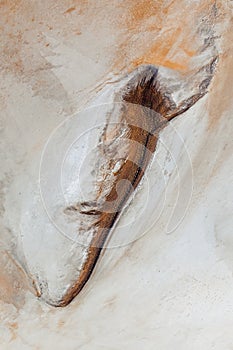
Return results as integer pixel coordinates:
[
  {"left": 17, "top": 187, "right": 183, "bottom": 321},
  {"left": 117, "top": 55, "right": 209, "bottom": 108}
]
[
  {"left": 57, "top": 63, "right": 215, "bottom": 307},
  {"left": 64, "top": 7, "right": 76, "bottom": 14}
]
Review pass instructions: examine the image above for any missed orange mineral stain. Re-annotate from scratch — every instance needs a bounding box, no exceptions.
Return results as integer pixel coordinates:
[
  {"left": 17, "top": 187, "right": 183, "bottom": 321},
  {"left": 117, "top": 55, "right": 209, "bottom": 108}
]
[
  {"left": 112, "top": 0, "right": 217, "bottom": 74},
  {"left": 64, "top": 6, "right": 76, "bottom": 14}
]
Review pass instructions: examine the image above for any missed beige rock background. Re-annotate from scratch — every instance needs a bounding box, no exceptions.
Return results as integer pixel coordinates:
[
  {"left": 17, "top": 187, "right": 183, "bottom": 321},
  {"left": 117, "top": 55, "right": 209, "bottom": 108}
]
[{"left": 0, "top": 0, "right": 233, "bottom": 349}]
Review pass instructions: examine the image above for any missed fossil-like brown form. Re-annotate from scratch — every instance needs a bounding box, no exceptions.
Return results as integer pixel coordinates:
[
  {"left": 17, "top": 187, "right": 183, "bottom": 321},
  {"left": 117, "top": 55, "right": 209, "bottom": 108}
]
[{"left": 52, "top": 59, "right": 218, "bottom": 307}]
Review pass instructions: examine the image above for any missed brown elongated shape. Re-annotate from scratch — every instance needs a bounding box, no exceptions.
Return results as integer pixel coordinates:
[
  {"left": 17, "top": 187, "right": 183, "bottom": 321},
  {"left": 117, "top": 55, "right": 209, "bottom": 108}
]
[{"left": 55, "top": 62, "right": 216, "bottom": 307}]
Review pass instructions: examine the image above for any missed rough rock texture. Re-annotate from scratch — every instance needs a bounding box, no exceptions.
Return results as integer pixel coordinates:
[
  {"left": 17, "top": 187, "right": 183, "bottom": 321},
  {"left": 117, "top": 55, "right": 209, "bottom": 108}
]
[{"left": 0, "top": 0, "right": 233, "bottom": 348}]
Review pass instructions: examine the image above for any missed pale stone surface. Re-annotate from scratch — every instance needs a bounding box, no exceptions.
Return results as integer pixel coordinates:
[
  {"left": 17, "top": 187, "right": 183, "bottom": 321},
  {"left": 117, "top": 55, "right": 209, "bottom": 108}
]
[{"left": 0, "top": 0, "right": 233, "bottom": 348}]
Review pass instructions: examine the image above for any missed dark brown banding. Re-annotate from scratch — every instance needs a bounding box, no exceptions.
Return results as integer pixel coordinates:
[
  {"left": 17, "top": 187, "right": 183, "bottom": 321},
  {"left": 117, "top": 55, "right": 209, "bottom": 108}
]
[{"left": 54, "top": 62, "right": 217, "bottom": 307}]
